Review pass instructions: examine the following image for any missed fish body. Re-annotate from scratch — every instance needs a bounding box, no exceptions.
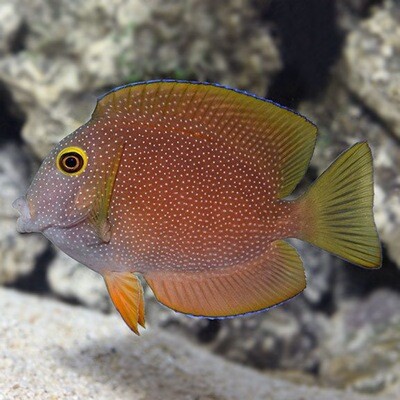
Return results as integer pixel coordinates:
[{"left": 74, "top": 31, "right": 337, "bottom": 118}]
[{"left": 14, "top": 81, "right": 381, "bottom": 334}]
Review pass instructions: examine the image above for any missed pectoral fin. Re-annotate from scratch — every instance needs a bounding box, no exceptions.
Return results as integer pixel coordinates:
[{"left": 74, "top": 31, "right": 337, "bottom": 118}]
[
  {"left": 88, "top": 143, "right": 125, "bottom": 243},
  {"left": 104, "top": 271, "right": 145, "bottom": 335}
]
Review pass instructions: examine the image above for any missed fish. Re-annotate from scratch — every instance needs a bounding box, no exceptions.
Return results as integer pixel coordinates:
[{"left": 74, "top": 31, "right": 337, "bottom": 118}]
[{"left": 13, "top": 80, "right": 382, "bottom": 335}]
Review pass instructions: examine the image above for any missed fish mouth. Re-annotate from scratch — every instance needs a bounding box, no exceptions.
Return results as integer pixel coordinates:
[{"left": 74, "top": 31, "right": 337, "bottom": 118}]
[
  {"left": 13, "top": 196, "right": 38, "bottom": 233},
  {"left": 13, "top": 196, "right": 89, "bottom": 233}
]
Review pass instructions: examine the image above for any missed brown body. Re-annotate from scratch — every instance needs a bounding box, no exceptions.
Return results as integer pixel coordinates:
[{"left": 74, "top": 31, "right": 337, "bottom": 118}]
[{"left": 109, "top": 125, "right": 296, "bottom": 274}]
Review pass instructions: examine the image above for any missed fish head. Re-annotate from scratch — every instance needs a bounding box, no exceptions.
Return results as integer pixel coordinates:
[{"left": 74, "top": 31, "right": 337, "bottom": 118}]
[{"left": 13, "top": 126, "right": 117, "bottom": 239}]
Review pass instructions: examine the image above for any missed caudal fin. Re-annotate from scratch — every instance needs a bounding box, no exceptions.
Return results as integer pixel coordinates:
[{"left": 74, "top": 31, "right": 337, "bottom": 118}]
[{"left": 296, "top": 142, "right": 381, "bottom": 268}]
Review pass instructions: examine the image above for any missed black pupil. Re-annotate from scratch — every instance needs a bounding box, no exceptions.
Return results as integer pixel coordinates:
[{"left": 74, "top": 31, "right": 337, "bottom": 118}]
[
  {"left": 65, "top": 156, "right": 77, "bottom": 168},
  {"left": 61, "top": 153, "right": 82, "bottom": 172}
]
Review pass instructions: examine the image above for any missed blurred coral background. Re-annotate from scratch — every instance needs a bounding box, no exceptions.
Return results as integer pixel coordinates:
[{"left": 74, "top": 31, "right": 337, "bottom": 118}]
[{"left": 0, "top": 1, "right": 399, "bottom": 399}]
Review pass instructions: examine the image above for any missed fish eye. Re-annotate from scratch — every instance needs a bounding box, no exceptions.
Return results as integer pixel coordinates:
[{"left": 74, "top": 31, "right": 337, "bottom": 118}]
[{"left": 56, "top": 147, "right": 88, "bottom": 176}]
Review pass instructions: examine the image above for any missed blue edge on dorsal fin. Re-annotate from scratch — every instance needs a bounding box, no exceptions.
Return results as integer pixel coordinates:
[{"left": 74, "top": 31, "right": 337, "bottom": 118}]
[{"left": 97, "top": 79, "right": 316, "bottom": 130}]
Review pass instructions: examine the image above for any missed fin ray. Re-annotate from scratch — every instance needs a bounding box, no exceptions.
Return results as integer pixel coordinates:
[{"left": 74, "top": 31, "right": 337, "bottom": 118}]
[
  {"left": 296, "top": 142, "right": 381, "bottom": 268},
  {"left": 104, "top": 272, "right": 145, "bottom": 335},
  {"left": 88, "top": 142, "right": 125, "bottom": 243},
  {"left": 145, "top": 240, "right": 306, "bottom": 318}
]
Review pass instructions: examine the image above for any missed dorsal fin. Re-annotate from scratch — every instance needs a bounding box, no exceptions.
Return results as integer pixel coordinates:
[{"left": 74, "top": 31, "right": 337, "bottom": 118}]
[{"left": 93, "top": 80, "right": 317, "bottom": 198}]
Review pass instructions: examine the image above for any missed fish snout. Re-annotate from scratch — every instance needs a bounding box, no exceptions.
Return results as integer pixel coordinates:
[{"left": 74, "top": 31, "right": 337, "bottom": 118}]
[{"left": 12, "top": 196, "right": 36, "bottom": 233}]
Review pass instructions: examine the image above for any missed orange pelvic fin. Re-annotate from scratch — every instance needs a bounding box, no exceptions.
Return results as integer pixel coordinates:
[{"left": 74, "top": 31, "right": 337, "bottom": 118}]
[
  {"left": 144, "top": 240, "right": 306, "bottom": 318},
  {"left": 104, "top": 271, "right": 145, "bottom": 335}
]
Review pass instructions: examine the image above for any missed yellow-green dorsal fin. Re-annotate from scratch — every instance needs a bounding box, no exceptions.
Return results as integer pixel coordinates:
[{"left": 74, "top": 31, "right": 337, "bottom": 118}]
[
  {"left": 296, "top": 142, "right": 381, "bottom": 268},
  {"left": 144, "top": 240, "right": 306, "bottom": 318},
  {"left": 92, "top": 81, "right": 317, "bottom": 198},
  {"left": 104, "top": 271, "right": 145, "bottom": 335}
]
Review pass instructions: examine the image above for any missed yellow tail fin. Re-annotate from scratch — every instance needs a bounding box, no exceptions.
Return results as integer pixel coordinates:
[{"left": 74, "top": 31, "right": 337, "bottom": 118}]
[{"left": 297, "top": 142, "right": 381, "bottom": 268}]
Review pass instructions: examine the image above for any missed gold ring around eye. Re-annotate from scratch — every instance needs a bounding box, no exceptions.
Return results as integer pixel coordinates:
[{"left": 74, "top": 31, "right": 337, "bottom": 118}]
[{"left": 56, "top": 146, "right": 88, "bottom": 176}]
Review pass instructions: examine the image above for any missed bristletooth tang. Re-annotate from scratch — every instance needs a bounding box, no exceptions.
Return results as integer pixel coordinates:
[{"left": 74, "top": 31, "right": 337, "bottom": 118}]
[{"left": 13, "top": 81, "right": 381, "bottom": 335}]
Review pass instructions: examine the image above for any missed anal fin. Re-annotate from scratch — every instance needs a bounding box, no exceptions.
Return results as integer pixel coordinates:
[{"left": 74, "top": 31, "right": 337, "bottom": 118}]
[
  {"left": 145, "top": 240, "right": 306, "bottom": 318},
  {"left": 104, "top": 272, "right": 145, "bottom": 335}
]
